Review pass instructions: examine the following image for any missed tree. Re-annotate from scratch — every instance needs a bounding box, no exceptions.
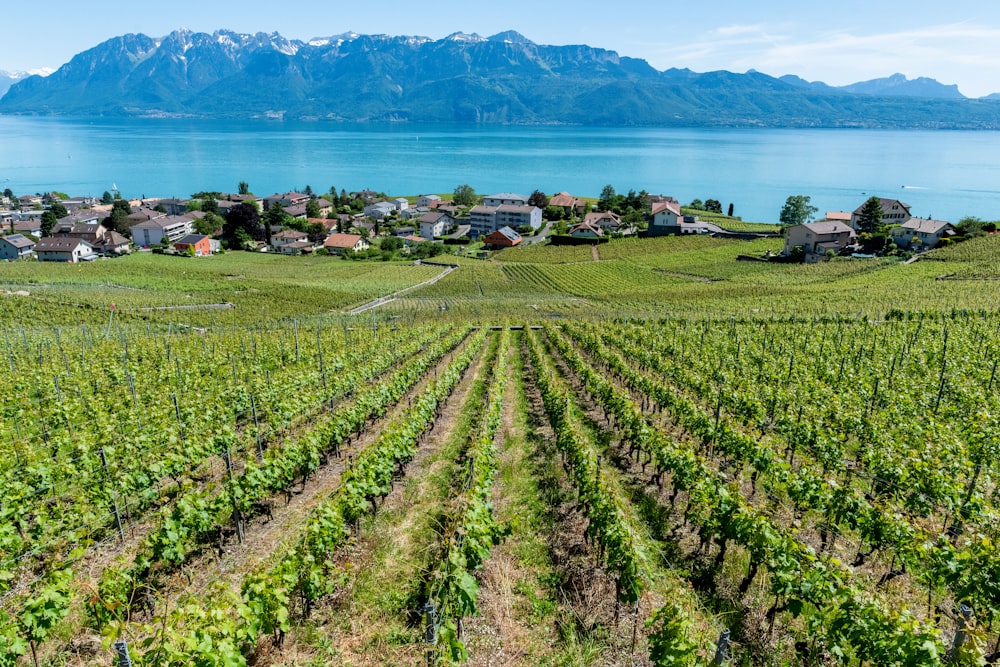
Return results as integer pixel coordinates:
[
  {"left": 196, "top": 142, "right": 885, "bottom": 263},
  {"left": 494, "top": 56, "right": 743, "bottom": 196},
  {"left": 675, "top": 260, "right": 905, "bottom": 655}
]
[
  {"left": 263, "top": 202, "right": 287, "bottom": 242},
  {"left": 856, "top": 196, "right": 885, "bottom": 234},
  {"left": 49, "top": 202, "right": 68, "bottom": 220},
  {"left": 101, "top": 191, "right": 114, "bottom": 205},
  {"left": 195, "top": 212, "right": 224, "bottom": 236},
  {"left": 200, "top": 198, "right": 219, "bottom": 215},
  {"left": 304, "top": 184, "right": 313, "bottom": 197},
  {"left": 704, "top": 199, "right": 722, "bottom": 213},
  {"left": 779, "top": 195, "right": 818, "bottom": 227},
  {"left": 104, "top": 198, "right": 131, "bottom": 233},
  {"left": 238, "top": 181, "right": 250, "bottom": 195},
  {"left": 40, "top": 211, "right": 58, "bottom": 237},
  {"left": 727, "top": 203, "right": 734, "bottom": 217},
  {"left": 224, "top": 203, "right": 264, "bottom": 247},
  {"left": 453, "top": 184, "right": 478, "bottom": 207},
  {"left": 598, "top": 185, "right": 617, "bottom": 212},
  {"left": 305, "top": 199, "right": 321, "bottom": 219},
  {"left": 528, "top": 189, "right": 549, "bottom": 209},
  {"left": 2, "top": 188, "right": 13, "bottom": 201}
]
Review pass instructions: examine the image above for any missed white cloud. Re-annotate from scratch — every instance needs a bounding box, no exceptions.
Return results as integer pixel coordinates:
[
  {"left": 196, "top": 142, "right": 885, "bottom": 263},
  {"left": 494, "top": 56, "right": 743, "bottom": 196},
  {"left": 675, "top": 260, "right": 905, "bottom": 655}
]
[{"left": 645, "top": 21, "right": 1000, "bottom": 97}]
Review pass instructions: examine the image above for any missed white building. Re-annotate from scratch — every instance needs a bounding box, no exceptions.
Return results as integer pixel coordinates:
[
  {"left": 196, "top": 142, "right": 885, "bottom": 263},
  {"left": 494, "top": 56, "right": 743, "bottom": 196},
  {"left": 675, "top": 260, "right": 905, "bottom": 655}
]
[
  {"left": 483, "top": 193, "right": 529, "bottom": 207},
  {"left": 130, "top": 215, "right": 195, "bottom": 247},
  {"left": 35, "top": 237, "right": 96, "bottom": 263}
]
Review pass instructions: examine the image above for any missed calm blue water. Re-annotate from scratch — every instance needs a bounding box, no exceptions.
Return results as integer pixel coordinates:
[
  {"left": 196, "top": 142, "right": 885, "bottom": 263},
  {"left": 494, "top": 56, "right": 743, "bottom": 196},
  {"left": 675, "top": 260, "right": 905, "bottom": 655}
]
[{"left": 2, "top": 116, "right": 1000, "bottom": 223}]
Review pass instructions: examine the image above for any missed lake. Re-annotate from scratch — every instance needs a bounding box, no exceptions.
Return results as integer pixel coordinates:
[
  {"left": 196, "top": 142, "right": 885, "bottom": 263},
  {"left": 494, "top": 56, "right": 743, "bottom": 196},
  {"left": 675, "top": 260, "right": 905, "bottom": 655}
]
[{"left": 2, "top": 116, "right": 1000, "bottom": 223}]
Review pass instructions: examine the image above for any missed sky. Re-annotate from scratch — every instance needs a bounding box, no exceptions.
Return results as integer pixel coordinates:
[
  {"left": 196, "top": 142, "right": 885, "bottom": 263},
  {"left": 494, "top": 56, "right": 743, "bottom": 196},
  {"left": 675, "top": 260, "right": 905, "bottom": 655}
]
[{"left": 3, "top": 0, "right": 1000, "bottom": 97}]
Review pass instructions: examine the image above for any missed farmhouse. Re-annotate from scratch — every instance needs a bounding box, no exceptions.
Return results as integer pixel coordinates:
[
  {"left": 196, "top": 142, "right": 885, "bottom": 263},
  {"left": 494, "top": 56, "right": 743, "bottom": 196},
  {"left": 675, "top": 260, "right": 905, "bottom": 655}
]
[
  {"left": 548, "top": 192, "right": 588, "bottom": 216},
  {"left": 583, "top": 211, "right": 635, "bottom": 235},
  {"left": 851, "top": 198, "right": 911, "bottom": 229},
  {"left": 890, "top": 218, "right": 956, "bottom": 249},
  {"left": 323, "top": 233, "right": 370, "bottom": 255},
  {"left": 416, "top": 194, "right": 442, "bottom": 207},
  {"left": 568, "top": 221, "right": 604, "bottom": 238},
  {"left": 647, "top": 200, "right": 683, "bottom": 237},
  {"left": 783, "top": 221, "right": 856, "bottom": 262}
]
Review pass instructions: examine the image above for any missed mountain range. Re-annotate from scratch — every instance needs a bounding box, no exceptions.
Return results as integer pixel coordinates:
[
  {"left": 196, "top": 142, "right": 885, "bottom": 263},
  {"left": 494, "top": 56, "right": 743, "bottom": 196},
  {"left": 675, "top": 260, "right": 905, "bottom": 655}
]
[{"left": 2, "top": 29, "right": 998, "bottom": 128}]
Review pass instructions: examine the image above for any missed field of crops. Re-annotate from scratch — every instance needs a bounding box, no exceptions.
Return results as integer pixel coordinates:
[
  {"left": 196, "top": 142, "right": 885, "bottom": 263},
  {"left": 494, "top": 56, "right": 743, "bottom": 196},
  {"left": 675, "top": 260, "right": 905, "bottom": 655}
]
[{"left": 2, "top": 235, "right": 1000, "bottom": 665}]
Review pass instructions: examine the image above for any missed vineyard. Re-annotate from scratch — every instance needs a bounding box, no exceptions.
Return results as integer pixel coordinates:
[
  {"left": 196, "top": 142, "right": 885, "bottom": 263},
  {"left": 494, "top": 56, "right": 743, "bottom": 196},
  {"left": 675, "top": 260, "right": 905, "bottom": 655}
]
[{"left": 2, "top": 236, "right": 1000, "bottom": 665}]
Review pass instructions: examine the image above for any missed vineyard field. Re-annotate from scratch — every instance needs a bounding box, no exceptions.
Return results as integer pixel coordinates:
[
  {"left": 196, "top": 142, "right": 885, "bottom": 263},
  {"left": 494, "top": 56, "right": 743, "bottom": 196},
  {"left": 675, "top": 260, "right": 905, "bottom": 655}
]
[{"left": 2, "top": 234, "right": 1000, "bottom": 665}]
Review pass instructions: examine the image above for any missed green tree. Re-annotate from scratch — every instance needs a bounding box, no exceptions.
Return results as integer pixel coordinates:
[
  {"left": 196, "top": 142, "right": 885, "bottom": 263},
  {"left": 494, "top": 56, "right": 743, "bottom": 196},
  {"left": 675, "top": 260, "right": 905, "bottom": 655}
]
[
  {"left": 304, "top": 184, "right": 313, "bottom": 197},
  {"left": 305, "top": 199, "right": 321, "bottom": 219},
  {"left": 598, "top": 185, "right": 617, "bottom": 212},
  {"left": 238, "top": 181, "right": 250, "bottom": 195},
  {"left": 200, "top": 198, "right": 219, "bottom": 215},
  {"left": 104, "top": 198, "right": 131, "bottom": 233},
  {"left": 704, "top": 199, "right": 722, "bottom": 213},
  {"left": 263, "top": 202, "right": 288, "bottom": 242},
  {"left": 779, "top": 195, "right": 818, "bottom": 227},
  {"left": 856, "top": 196, "right": 884, "bottom": 234},
  {"left": 224, "top": 203, "right": 264, "bottom": 247},
  {"left": 101, "top": 191, "right": 114, "bottom": 205},
  {"left": 688, "top": 198, "right": 704, "bottom": 210},
  {"left": 48, "top": 202, "right": 68, "bottom": 220},
  {"left": 453, "top": 184, "right": 478, "bottom": 207},
  {"left": 2, "top": 188, "right": 14, "bottom": 201},
  {"left": 40, "top": 211, "right": 57, "bottom": 237},
  {"left": 195, "top": 212, "right": 224, "bottom": 236}
]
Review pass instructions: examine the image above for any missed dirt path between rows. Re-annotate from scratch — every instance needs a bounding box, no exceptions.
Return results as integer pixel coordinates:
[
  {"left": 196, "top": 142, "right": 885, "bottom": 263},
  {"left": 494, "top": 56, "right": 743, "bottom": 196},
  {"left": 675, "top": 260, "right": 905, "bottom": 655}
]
[{"left": 267, "top": 332, "right": 494, "bottom": 666}]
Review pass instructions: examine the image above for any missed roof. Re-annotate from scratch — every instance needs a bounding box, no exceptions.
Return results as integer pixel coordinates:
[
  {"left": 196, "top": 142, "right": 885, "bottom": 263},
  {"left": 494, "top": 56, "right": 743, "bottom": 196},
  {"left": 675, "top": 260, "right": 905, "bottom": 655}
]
[
  {"left": 131, "top": 215, "right": 193, "bottom": 230},
  {"left": 569, "top": 221, "right": 604, "bottom": 236},
  {"left": 419, "top": 211, "right": 450, "bottom": 223},
  {"left": 487, "top": 226, "right": 522, "bottom": 243},
  {"left": 324, "top": 233, "right": 364, "bottom": 249},
  {"left": 825, "top": 211, "right": 852, "bottom": 221},
  {"left": 273, "top": 229, "right": 309, "bottom": 240},
  {"left": 103, "top": 231, "right": 130, "bottom": 246},
  {"left": 485, "top": 192, "right": 528, "bottom": 201},
  {"left": 403, "top": 235, "right": 426, "bottom": 243},
  {"left": 796, "top": 221, "right": 854, "bottom": 235},
  {"left": 175, "top": 234, "right": 209, "bottom": 245},
  {"left": 901, "top": 218, "right": 954, "bottom": 234},
  {"left": 853, "top": 198, "right": 911, "bottom": 215},
  {"left": 549, "top": 192, "right": 586, "bottom": 208},
  {"left": 1, "top": 234, "right": 35, "bottom": 249},
  {"left": 12, "top": 221, "right": 41, "bottom": 232},
  {"left": 651, "top": 201, "right": 682, "bottom": 216},
  {"left": 36, "top": 237, "right": 92, "bottom": 252},
  {"left": 286, "top": 240, "right": 314, "bottom": 249},
  {"left": 496, "top": 204, "right": 536, "bottom": 214},
  {"left": 585, "top": 211, "right": 621, "bottom": 226}
]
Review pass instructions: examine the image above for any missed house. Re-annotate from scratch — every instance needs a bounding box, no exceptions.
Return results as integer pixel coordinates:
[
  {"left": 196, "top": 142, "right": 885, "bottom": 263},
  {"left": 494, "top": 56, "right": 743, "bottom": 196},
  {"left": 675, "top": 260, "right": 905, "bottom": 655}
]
[
  {"left": 851, "top": 198, "right": 911, "bottom": 230},
  {"left": 783, "top": 221, "right": 857, "bottom": 262},
  {"left": 263, "top": 192, "right": 310, "bottom": 210},
  {"left": 584, "top": 211, "right": 635, "bottom": 235},
  {"left": 130, "top": 215, "right": 195, "bottom": 247},
  {"left": 126, "top": 209, "right": 166, "bottom": 228},
  {"left": 284, "top": 204, "right": 308, "bottom": 220},
  {"left": 393, "top": 226, "right": 416, "bottom": 237},
  {"left": 417, "top": 194, "right": 442, "bottom": 208},
  {"left": 419, "top": 211, "right": 453, "bottom": 239},
  {"left": 56, "top": 211, "right": 101, "bottom": 227},
  {"left": 483, "top": 193, "right": 529, "bottom": 207},
  {"left": 484, "top": 226, "right": 522, "bottom": 248},
  {"left": 35, "top": 237, "right": 96, "bottom": 262},
  {"left": 890, "top": 218, "right": 956, "bottom": 249},
  {"left": 400, "top": 206, "right": 429, "bottom": 220},
  {"left": 101, "top": 231, "right": 131, "bottom": 255},
  {"left": 548, "top": 192, "right": 589, "bottom": 216},
  {"left": 12, "top": 221, "right": 43, "bottom": 237},
  {"left": 402, "top": 235, "right": 427, "bottom": 246},
  {"left": 392, "top": 198, "right": 409, "bottom": 211},
  {"left": 0, "top": 234, "right": 36, "bottom": 260},
  {"left": 363, "top": 202, "right": 396, "bottom": 220},
  {"left": 173, "top": 234, "right": 213, "bottom": 256},
  {"left": 323, "top": 233, "right": 370, "bottom": 255},
  {"left": 271, "top": 229, "right": 311, "bottom": 253},
  {"left": 648, "top": 200, "right": 683, "bottom": 237},
  {"left": 53, "top": 223, "right": 107, "bottom": 246},
  {"left": 826, "top": 211, "right": 852, "bottom": 223},
  {"left": 568, "top": 221, "right": 604, "bottom": 238}
]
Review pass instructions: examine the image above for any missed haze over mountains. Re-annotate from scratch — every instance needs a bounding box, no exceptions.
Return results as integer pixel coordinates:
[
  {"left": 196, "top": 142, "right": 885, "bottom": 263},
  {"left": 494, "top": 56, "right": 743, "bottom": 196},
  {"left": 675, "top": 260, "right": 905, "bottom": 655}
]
[{"left": 2, "top": 29, "right": 998, "bottom": 128}]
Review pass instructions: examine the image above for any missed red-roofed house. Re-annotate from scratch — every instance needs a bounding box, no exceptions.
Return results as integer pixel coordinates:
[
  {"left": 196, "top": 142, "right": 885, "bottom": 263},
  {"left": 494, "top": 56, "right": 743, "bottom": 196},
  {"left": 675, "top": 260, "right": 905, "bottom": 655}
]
[
  {"left": 323, "top": 233, "right": 370, "bottom": 255},
  {"left": 648, "top": 200, "right": 683, "bottom": 237}
]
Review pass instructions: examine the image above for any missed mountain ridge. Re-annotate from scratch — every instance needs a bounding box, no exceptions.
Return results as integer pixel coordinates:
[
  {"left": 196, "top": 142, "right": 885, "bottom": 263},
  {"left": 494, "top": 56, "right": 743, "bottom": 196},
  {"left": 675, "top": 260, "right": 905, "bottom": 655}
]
[{"left": 2, "top": 29, "right": 999, "bottom": 128}]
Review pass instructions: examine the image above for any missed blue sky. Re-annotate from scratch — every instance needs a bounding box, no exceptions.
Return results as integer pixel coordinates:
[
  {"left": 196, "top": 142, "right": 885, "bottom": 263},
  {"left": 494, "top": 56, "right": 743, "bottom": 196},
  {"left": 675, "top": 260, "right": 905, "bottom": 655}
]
[{"left": 4, "top": 0, "right": 1000, "bottom": 96}]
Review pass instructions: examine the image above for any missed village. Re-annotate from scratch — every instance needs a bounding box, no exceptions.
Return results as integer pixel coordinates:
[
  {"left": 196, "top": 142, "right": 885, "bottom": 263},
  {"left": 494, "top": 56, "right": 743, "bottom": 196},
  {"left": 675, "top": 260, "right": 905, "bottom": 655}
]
[{"left": 0, "top": 185, "right": 973, "bottom": 263}]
